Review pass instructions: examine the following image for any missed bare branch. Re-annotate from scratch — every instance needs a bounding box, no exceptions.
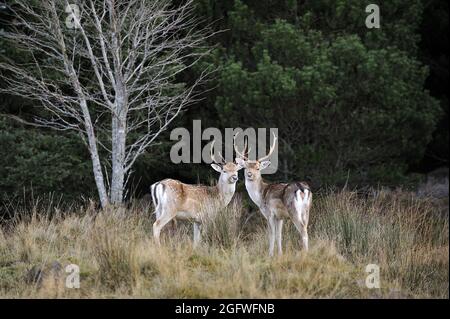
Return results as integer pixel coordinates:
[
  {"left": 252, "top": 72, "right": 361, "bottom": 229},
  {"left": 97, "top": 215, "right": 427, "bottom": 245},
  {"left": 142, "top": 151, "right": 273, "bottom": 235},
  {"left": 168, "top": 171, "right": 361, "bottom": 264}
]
[{"left": 1, "top": 0, "right": 213, "bottom": 205}]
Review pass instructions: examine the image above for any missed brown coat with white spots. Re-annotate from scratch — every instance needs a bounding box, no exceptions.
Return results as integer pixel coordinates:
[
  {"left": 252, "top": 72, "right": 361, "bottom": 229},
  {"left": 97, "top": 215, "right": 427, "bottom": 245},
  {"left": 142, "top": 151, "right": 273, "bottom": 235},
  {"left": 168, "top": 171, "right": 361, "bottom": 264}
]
[
  {"left": 151, "top": 161, "right": 243, "bottom": 246},
  {"left": 235, "top": 133, "right": 312, "bottom": 256}
]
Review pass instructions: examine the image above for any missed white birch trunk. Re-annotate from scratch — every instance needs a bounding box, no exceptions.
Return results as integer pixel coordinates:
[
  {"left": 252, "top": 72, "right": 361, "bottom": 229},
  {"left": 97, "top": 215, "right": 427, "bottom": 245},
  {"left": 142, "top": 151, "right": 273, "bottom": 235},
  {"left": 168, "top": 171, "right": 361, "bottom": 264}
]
[
  {"left": 0, "top": 0, "right": 211, "bottom": 208},
  {"left": 110, "top": 109, "right": 126, "bottom": 205},
  {"left": 82, "top": 101, "right": 109, "bottom": 208}
]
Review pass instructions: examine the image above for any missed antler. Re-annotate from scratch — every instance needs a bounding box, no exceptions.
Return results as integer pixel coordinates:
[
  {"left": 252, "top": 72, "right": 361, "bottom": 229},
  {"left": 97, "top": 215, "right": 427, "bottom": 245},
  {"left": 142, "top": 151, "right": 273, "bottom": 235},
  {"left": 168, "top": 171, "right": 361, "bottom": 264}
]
[
  {"left": 234, "top": 132, "right": 250, "bottom": 160},
  {"left": 210, "top": 140, "right": 225, "bottom": 164},
  {"left": 257, "top": 131, "right": 277, "bottom": 162}
]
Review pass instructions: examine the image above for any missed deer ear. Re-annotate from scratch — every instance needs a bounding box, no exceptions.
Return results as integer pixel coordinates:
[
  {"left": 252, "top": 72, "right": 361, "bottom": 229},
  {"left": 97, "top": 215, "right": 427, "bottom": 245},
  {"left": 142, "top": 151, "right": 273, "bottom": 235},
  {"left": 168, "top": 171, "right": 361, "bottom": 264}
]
[
  {"left": 211, "top": 163, "right": 222, "bottom": 173},
  {"left": 235, "top": 158, "right": 246, "bottom": 168},
  {"left": 260, "top": 160, "right": 271, "bottom": 170}
]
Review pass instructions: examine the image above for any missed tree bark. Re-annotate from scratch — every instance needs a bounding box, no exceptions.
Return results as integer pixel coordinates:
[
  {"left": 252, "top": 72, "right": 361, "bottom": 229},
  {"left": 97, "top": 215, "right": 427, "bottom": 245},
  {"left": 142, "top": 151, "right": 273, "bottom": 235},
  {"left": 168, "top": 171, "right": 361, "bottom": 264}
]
[
  {"left": 80, "top": 100, "right": 109, "bottom": 208},
  {"left": 110, "top": 111, "right": 126, "bottom": 205},
  {"left": 110, "top": 80, "right": 127, "bottom": 205}
]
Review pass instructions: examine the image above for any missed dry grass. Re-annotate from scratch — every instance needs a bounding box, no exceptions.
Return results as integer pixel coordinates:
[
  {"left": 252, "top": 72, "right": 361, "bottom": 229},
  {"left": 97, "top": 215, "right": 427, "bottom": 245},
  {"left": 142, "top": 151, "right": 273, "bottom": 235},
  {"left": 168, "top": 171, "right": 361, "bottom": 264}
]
[{"left": 0, "top": 190, "right": 448, "bottom": 298}]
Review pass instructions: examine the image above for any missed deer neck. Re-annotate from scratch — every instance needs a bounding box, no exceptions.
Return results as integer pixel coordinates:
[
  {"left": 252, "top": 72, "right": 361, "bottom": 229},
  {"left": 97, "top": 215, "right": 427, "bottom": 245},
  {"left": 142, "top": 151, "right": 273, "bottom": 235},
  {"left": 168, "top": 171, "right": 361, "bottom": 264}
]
[
  {"left": 245, "top": 177, "right": 267, "bottom": 208},
  {"left": 217, "top": 178, "right": 236, "bottom": 207}
]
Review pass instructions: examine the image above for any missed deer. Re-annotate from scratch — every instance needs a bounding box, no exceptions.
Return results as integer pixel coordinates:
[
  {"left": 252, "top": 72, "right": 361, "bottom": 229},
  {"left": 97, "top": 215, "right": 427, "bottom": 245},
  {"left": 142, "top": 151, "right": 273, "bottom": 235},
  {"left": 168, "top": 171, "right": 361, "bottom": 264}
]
[
  {"left": 151, "top": 141, "right": 243, "bottom": 247},
  {"left": 235, "top": 133, "right": 312, "bottom": 256}
]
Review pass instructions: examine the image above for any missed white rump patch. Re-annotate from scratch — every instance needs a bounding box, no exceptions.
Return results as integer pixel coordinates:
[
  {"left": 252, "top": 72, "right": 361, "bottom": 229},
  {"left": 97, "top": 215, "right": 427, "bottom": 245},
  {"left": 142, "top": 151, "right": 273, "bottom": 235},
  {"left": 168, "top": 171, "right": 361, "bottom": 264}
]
[{"left": 153, "top": 183, "right": 165, "bottom": 219}]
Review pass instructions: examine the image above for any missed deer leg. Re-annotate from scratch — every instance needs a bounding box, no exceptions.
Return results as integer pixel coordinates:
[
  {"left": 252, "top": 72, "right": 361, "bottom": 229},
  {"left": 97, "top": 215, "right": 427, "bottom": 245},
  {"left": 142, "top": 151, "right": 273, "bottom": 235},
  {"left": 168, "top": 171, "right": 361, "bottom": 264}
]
[
  {"left": 302, "top": 226, "right": 309, "bottom": 251},
  {"left": 291, "top": 213, "right": 309, "bottom": 252},
  {"left": 153, "top": 210, "right": 175, "bottom": 246},
  {"left": 268, "top": 214, "right": 276, "bottom": 257},
  {"left": 168, "top": 219, "right": 177, "bottom": 236},
  {"left": 193, "top": 222, "right": 202, "bottom": 248},
  {"left": 292, "top": 190, "right": 310, "bottom": 252},
  {"left": 275, "top": 218, "right": 284, "bottom": 256},
  {"left": 301, "top": 205, "right": 310, "bottom": 251}
]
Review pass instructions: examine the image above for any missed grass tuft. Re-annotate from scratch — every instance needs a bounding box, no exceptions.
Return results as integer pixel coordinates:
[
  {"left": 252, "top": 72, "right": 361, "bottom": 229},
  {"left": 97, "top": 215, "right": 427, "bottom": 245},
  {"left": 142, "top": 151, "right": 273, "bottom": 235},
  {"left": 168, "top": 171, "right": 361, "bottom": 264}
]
[{"left": 0, "top": 190, "right": 447, "bottom": 298}]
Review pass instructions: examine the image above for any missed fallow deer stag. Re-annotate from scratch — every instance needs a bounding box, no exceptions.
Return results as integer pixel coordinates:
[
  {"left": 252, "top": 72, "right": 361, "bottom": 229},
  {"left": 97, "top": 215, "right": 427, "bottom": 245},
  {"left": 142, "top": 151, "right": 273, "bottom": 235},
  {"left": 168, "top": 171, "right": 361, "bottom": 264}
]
[
  {"left": 151, "top": 141, "right": 243, "bottom": 246},
  {"left": 235, "top": 133, "right": 312, "bottom": 256}
]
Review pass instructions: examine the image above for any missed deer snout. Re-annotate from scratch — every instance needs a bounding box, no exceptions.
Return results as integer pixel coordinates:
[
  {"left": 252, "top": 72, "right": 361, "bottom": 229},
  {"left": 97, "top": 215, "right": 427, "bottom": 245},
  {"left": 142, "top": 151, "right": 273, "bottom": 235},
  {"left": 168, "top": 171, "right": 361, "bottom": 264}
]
[
  {"left": 246, "top": 171, "right": 253, "bottom": 179},
  {"left": 229, "top": 174, "right": 238, "bottom": 183}
]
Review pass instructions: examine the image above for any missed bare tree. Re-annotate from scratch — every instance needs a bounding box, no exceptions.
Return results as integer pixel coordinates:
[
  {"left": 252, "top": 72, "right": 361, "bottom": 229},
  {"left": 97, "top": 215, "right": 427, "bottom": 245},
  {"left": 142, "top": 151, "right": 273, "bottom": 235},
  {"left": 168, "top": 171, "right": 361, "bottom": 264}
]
[{"left": 0, "top": 0, "right": 211, "bottom": 207}]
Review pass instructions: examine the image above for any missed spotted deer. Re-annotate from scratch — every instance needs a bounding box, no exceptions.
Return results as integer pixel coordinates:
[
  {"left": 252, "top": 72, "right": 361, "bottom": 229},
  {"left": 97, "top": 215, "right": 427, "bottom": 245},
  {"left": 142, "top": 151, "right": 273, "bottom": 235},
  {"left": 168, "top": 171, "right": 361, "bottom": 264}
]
[
  {"left": 235, "top": 133, "right": 312, "bottom": 256},
  {"left": 151, "top": 141, "right": 243, "bottom": 246}
]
